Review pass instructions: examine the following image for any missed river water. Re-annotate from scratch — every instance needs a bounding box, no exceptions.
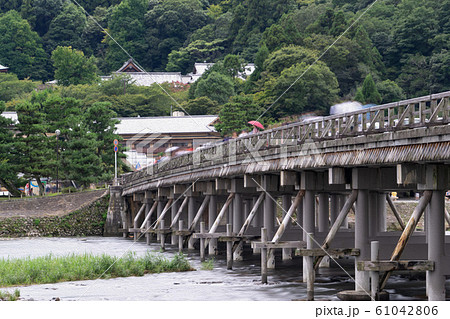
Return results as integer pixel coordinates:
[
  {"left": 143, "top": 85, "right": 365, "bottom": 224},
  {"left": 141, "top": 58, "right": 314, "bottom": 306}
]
[{"left": 0, "top": 237, "right": 447, "bottom": 301}]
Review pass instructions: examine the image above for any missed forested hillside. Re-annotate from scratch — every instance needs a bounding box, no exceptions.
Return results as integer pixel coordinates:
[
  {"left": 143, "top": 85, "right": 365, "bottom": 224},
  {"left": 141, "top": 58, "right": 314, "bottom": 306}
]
[{"left": 0, "top": 0, "right": 449, "bottom": 132}]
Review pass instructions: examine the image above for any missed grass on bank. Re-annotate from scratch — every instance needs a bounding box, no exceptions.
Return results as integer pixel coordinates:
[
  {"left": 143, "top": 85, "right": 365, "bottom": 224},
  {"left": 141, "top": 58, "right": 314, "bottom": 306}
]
[
  {"left": 0, "top": 252, "right": 193, "bottom": 287},
  {"left": 0, "top": 289, "right": 20, "bottom": 301}
]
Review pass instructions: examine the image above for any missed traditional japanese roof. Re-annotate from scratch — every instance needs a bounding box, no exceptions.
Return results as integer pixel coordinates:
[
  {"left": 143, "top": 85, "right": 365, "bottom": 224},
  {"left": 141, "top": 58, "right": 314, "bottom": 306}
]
[
  {"left": 116, "top": 59, "right": 145, "bottom": 73},
  {"left": 115, "top": 115, "right": 218, "bottom": 135},
  {"left": 0, "top": 63, "right": 8, "bottom": 72}
]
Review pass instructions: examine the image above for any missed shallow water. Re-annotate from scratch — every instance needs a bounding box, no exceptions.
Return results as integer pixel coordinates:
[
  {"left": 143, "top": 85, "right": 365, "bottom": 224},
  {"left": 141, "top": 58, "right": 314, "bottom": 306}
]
[{"left": 0, "top": 237, "right": 447, "bottom": 301}]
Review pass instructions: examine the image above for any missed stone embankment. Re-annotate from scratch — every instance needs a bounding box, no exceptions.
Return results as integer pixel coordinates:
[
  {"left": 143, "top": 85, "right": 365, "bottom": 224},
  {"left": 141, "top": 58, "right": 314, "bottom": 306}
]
[{"left": 0, "top": 190, "right": 109, "bottom": 237}]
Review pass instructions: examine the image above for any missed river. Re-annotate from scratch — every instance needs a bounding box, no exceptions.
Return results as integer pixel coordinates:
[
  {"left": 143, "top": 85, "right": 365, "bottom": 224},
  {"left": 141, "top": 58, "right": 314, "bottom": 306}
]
[{"left": 0, "top": 237, "right": 447, "bottom": 301}]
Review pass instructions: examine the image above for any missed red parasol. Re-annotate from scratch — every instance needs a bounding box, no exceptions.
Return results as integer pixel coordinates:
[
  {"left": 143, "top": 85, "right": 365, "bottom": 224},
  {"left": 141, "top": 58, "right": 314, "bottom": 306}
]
[{"left": 248, "top": 120, "right": 264, "bottom": 130}]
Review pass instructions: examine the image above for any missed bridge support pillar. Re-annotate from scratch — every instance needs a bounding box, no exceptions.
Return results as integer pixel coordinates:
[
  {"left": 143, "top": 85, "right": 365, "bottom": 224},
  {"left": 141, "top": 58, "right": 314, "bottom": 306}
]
[
  {"left": 171, "top": 196, "right": 179, "bottom": 245},
  {"left": 355, "top": 188, "right": 370, "bottom": 292},
  {"left": 264, "top": 193, "right": 276, "bottom": 268},
  {"left": 303, "top": 190, "right": 316, "bottom": 282},
  {"left": 282, "top": 194, "right": 292, "bottom": 260},
  {"left": 233, "top": 193, "right": 244, "bottom": 261},
  {"left": 144, "top": 197, "right": 152, "bottom": 245},
  {"left": 104, "top": 186, "right": 124, "bottom": 236},
  {"left": 427, "top": 190, "right": 446, "bottom": 300},
  {"left": 156, "top": 200, "right": 165, "bottom": 241},
  {"left": 318, "top": 193, "right": 330, "bottom": 268},
  {"left": 208, "top": 195, "right": 218, "bottom": 255},
  {"left": 378, "top": 192, "right": 387, "bottom": 232},
  {"left": 188, "top": 196, "right": 196, "bottom": 249}
]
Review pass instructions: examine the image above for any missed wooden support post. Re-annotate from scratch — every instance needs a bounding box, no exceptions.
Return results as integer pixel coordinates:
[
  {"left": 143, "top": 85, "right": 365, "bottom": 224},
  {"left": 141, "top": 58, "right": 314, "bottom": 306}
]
[
  {"left": 145, "top": 202, "right": 151, "bottom": 245},
  {"left": 261, "top": 227, "right": 268, "bottom": 284},
  {"left": 386, "top": 194, "right": 405, "bottom": 230},
  {"left": 303, "top": 190, "right": 315, "bottom": 282},
  {"left": 379, "top": 191, "right": 432, "bottom": 290},
  {"left": 226, "top": 224, "right": 233, "bottom": 270},
  {"left": 355, "top": 189, "right": 370, "bottom": 293},
  {"left": 233, "top": 193, "right": 244, "bottom": 261},
  {"left": 234, "top": 193, "right": 264, "bottom": 255},
  {"left": 188, "top": 197, "right": 196, "bottom": 249},
  {"left": 282, "top": 194, "right": 293, "bottom": 260},
  {"left": 133, "top": 203, "right": 146, "bottom": 241},
  {"left": 178, "top": 220, "right": 184, "bottom": 253},
  {"left": 171, "top": 197, "right": 179, "bottom": 245},
  {"left": 208, "top": 195, "right": 218, "bottom": 255},
  {"left": 306, "top": 233, "right": 315, "bottom": 301},
  {"left": 318, "top": 193, "right": 330, "bottom": 268},
  {"left": 370, "top": 241, "right": 379, "bottom": 300},
  {"left": 314, "top": 190, "right": 358, "bottom": 270},
  {"left": 272, "top": 190, "right": 305, "bottom": 243},
  {"left": 160, "top": 220, "right": 165, "bottom": 251},
  {"left": 205, "top": 193, "right": 235, "bottom": 248},
  {"left": 188, "top": 195, "right": 211, "bottom": 231},
  {"left": 169, "top": 196, "right": 189, "bottom": 228},
  {"left": 200, "top": 222, "right": 206, "bottom": 262},
  {"left": 154, "top": 199, "right": 174, "bottom": 229},
  {"left": 140, "top": 201, "right": 158, "bottom": 231}
]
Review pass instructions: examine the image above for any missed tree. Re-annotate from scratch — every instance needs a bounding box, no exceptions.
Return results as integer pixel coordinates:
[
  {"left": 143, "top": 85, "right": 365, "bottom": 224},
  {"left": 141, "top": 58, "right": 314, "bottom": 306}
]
[
  {"left": 355, "top": 74, "right": 381, "bottom": 104},
  {"left": 15, "top": 100, "right": 53, "bottom": 195},
  {"left": 51, "top": 46, "right": 99, "bottom": 86},
  {"left": 179, "top": 96, "right": 219, "bottom": 115},
  {"left": 44, "top": 2, "right": 87, "bottom": 52},
  {"left": 223, "top": 54, "right": 243, "bottom": 78},
  {"left": 0, "top": 10, "right": 48, "bottom": 80},
  {"left": 376, "top": 80, "right": 405, "bottom": 104},
  {"left": 143, "top": 0, "right": 209, "bottom": 70},
  {"left": 106, "top": 0, "right": 149, "bottom": 71},
  {"left": 263, "top": 61, "right": 339, "bottom": 119},
  {"left": 194, "top": 71, "right": 235, "bottom": 104},
  {"left": 0, "top": 73, "right": 40, "bottom": 102},
  {"left": 0, "top": 101, "right": 22, "bottom": 196},
  {"left": 63, "top": 117, "right": 102, "bottom": 188},
  {"left": 84, "top": 102, "right": 121, "bottom": 180},
  {"left": 214, "top": 94, "right": 264, "bottom": 136}
]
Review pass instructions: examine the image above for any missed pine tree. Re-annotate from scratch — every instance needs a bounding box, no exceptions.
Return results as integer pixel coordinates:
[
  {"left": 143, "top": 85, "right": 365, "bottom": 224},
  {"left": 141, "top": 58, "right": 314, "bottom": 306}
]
[{"left": 355, "top": 74, "right": 382, "bottom": 104}]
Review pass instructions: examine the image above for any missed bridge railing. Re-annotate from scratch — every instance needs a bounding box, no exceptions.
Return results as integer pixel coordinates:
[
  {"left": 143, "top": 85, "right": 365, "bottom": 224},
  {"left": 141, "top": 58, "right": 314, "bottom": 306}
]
[{"left": 122, "top": 91, "right": 450, "bottom": 185}]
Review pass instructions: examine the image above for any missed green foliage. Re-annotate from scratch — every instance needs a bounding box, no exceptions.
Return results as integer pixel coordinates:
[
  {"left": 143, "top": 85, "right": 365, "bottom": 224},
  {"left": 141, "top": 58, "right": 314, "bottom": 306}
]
[
  {"left": 0, "top": 101, "right": 22, "bottom": 196},
  {"left": 200, "top": 258, "right": 215, "bottom": 270},
  {"left": 355, "top": 74, "right": 381, "bottom": 104},
  {"left": 180, "top": 96, "right": 219, "bottom": 115},
  {"left": 0, "top": 289, "right": 20, "bottom": 301},
  {"left": 0, "top": 10, "right": 48, "bottom": 80},
  {"left": 214, "top": 94, "right": 264, "bottom": 136},
  {"left": 106, "top": 0, "right": 150, "bottom": 71},
  {"left": 15, "top": 99, "right": 53, "bottom": 194},
  {"left": 195, "top": 71, "right": 235, "bottom": 104},
  {"left": 263, "top": 60, "right": 339, "bottom": 119},
  {"left": 43, "top": 2, "right": 87, "bottom": 52},
  {"left": 0, "top": 252, "right": 193, "bottom": 287},
  {"left": 51, "top": 46, "right": 99, "bottom": 86},
  {"left": 376, "top": 79, "right": 405, "bottom": 104},
  {"left": 0, "top": 73, "right": 40, "bottom": 102}
]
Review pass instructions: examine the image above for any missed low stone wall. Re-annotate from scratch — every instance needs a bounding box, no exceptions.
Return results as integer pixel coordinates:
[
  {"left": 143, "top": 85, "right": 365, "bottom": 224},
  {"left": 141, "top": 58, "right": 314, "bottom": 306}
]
[{"left": 0, "top": 195, "right": 109, "bottom": 237}]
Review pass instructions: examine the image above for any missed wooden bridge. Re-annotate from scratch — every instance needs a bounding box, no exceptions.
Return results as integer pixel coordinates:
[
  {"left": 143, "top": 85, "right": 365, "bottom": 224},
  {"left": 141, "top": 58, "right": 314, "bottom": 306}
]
[{"left": 106, "top": 91, "right": 450, "bottom": 301}]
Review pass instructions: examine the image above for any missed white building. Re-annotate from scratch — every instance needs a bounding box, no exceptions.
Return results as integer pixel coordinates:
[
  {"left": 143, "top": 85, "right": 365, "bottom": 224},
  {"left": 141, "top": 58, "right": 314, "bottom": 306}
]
[
  {"left": 112, "top": 59, "right": 255, "bottom": 86},
  {"left": 115, "top": 114, "right": 221, "bottom": 170}
]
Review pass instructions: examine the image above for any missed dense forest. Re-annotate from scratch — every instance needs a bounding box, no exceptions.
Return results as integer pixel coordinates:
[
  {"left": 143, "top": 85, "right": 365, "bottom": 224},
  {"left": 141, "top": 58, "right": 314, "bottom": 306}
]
[{"left": 0, "top": 0, "right": 449, "bottom": 133}]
